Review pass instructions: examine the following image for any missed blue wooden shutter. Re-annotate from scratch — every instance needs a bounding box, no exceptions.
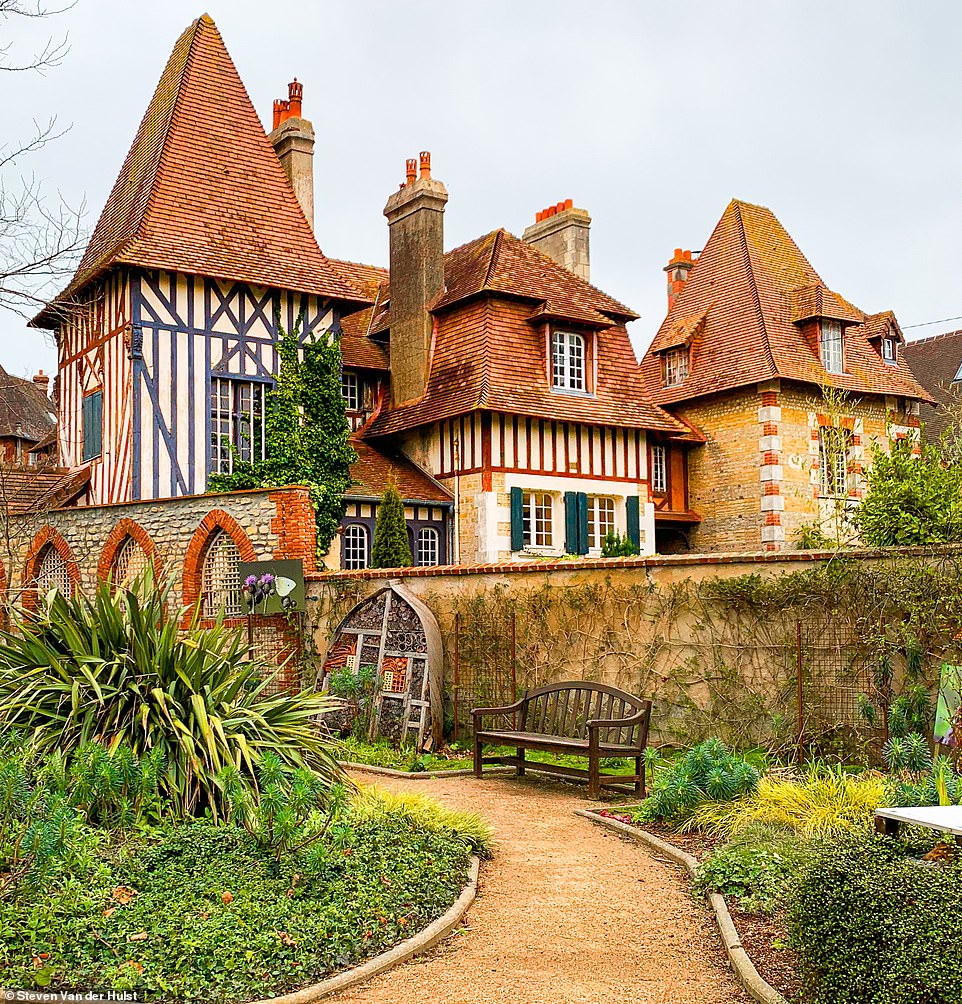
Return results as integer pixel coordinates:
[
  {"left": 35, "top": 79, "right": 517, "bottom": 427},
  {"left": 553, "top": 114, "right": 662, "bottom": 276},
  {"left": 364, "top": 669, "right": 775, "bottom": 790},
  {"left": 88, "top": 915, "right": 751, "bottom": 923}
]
[
  {"left": 577, "top": 492, "right": 589, "bottom": 554},
  {"left": 564, "top": 491, "right": 578, "bottom": 554},
  {"left": 82, "top": 391, "right": 103, "bottom": 462},
  {"left": 510, "top": 487, "right": 524, "bottom": 551},
  {"left": 626, "top": 496, "right": 641, "bottom": 552}
]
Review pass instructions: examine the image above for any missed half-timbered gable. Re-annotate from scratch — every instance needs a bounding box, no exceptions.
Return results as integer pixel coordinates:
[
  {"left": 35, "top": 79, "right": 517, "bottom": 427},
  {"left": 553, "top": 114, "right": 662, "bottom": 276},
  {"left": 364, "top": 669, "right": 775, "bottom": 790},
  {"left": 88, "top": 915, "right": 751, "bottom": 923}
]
[{"left": 32, "top": 15, "right": 369, "bottom": 506}]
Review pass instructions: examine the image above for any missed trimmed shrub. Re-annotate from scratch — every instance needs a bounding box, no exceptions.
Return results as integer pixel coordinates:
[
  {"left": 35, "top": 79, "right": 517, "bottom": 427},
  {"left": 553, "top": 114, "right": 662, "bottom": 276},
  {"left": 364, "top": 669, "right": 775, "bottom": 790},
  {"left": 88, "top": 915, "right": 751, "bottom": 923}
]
[
  {"left": 788, "top": 833, "right": 962, "bottom": 1003},
  {"left": 371, "top": 481, "right": 413, "bottom": 568}
]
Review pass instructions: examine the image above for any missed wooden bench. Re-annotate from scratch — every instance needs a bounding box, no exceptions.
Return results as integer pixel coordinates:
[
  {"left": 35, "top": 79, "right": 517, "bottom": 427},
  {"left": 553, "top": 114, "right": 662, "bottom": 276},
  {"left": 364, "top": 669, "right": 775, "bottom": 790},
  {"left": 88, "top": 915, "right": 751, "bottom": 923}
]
[{"left": 472, "top": 681, "right": 652, "bottom": 799}]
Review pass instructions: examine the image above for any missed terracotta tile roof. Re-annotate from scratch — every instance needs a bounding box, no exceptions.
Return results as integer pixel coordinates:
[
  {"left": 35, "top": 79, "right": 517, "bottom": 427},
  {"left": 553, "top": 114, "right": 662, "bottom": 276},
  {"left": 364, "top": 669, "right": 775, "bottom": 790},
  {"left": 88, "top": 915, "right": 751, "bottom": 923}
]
[
  {"left": 365, "top": 229, "right": 683, "bottom": 436},
  {"left": 329, "top": 259, "right": 390, "bottom": 371},
  {"left": 348, "top": 438, "right": 452, "bottom": 504},
  {"left": 0, "top": 367, "right": 56, "bottom": 443},
  {"left": 32, "top": 15, "right": 369, "bottom": 328},
  {"left": 903, "top": 330, "right": 962, "bottom": 440},
  {"left": 1, "top": 467, "right": 89, "bottom": 515},
  {"left": 641, "top": 200, "right": 932, "bottom": 405}
]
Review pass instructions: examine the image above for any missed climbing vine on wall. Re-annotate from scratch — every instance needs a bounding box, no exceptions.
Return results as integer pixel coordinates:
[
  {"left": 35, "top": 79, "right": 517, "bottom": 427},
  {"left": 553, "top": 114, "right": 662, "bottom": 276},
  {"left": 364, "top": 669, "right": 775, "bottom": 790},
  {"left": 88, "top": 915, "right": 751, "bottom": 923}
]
[{"left": 208, "top": 321, "right": 357, "bottom": 554}]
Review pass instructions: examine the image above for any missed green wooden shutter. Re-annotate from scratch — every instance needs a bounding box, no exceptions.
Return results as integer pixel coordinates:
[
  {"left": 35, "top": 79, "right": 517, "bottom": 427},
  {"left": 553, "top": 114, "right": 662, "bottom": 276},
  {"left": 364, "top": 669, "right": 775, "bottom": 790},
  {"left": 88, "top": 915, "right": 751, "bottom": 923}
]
[
  {"left": 577, "top": 492, "right": 589, "bottom": 555},
  {"left": 82, "top": 391, "right": 103, "bottom": 462},
  {"left": 626, "top": 495, "right": 641, "bottom": 552},
  {"left": 510, "top": 487, "right": 524, "bottom": 551},
  {"left": 564, "top": 491, "right": 579, "bottom": 554}
]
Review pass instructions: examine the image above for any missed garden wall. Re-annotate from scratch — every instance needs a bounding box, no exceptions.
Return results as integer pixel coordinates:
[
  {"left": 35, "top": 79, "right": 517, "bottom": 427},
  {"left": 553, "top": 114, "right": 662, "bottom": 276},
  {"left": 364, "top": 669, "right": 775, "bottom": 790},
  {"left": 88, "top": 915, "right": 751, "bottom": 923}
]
[{"left": 304, "top": 547, "right": 960, "bottom": 748}]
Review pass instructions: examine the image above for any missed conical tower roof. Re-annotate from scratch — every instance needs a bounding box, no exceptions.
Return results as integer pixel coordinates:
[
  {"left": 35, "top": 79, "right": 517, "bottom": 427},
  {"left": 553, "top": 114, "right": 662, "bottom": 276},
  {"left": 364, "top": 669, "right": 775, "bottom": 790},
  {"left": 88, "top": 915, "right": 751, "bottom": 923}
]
[{"left": 34, "top": 14, "right": 366, "bottom": 327}]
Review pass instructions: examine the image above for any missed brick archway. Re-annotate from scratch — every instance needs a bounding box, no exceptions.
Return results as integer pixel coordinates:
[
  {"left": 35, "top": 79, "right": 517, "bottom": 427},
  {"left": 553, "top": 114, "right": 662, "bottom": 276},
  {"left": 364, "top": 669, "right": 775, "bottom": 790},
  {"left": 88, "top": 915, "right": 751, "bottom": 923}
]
[
  {"left": 22, "top": 526, "right": 82, "bottom": 611},
  {"left": 97, "top": 517, "right": 162, "bottom": 585},
  {"left": 182, "top": 508, "right": 257, "bottom": 613}
]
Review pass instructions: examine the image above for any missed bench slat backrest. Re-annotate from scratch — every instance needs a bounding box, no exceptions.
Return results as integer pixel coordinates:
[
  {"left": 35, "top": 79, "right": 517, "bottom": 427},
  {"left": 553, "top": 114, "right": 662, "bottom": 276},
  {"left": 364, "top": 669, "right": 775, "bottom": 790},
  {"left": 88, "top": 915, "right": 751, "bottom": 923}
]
[{"left": 519, "top": 682, "right": 649, "bottom": 747}]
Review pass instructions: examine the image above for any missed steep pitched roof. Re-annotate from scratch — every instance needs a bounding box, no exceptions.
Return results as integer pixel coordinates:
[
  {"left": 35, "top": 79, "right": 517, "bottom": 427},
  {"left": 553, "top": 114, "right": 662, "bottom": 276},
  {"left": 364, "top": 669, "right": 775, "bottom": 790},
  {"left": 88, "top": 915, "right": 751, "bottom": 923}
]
[
  {"left": 348, "top": 438, "right": 452, "bottom": 504},
  {"left": 0, "top": 468, "right": 89, "bottom": 515},
  {"left": 33, "top": 14, "right": 367, "bottom": 328},
  {"left": 330, "top": 259, "right": 390, "bottom": 371},
  {"left": 0, "top": 367, "right": 56, "bottom": 443},
  {"left": 640, "top": 200, "right": 931, "bottom": 405},
  {"left": 364, "top": 229, "right": 681, "bottom": 436},
  {"left": 903, "top": 330, "right": 962, "bottom": 440}
]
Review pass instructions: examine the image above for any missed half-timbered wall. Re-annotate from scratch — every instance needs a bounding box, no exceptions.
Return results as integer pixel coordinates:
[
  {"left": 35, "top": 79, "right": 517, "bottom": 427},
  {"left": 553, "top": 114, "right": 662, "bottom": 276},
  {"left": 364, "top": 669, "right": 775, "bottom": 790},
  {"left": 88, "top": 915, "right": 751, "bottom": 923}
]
[
  {"left": 130, "top": 269, "right": 336, "bottom": 502},
  {"left": 57, "top": 272, "right": 132, "bottom": 504}
]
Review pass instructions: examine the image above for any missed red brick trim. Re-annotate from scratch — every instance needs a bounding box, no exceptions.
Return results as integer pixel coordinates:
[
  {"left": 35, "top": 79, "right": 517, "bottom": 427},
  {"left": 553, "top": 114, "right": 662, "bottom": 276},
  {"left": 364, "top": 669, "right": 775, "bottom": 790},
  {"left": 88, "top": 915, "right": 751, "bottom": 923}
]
[
  {"left": 182, "top": 509, "right": 258, "bottom": 614},
  {"left": 97, "top": 517, "right": 162, "bottom": 585},
  {"left": 268, "top": 488, "right": 317, "bottom": 572},
  {"left": 22, "top": 525, "right": 82, "bottom": 611}
]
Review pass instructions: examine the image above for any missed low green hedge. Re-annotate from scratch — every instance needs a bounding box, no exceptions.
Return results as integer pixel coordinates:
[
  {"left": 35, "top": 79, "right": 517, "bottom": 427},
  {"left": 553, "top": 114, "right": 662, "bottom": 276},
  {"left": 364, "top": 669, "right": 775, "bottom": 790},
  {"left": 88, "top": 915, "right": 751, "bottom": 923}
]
[
  {"left": 0, "top": 817, "right": 471, "bottom": 1002},
  {"left": 788, "top": 833, "right": 962, "bottom": 1004}
]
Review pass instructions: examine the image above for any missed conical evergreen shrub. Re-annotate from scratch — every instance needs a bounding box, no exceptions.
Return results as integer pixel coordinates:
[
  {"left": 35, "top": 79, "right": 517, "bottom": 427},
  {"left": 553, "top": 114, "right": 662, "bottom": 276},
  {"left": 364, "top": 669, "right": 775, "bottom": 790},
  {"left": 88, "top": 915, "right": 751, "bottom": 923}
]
[{"left": 371, "top": 481, "right": 413, "bottom": 568}]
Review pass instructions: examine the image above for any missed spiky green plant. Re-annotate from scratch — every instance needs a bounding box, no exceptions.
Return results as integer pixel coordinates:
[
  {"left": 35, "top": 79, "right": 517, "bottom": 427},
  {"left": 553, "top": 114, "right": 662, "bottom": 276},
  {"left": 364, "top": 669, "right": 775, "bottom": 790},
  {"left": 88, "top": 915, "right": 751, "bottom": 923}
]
[{"left": 0, "top": 579, "right": 342, "bottom": 818}]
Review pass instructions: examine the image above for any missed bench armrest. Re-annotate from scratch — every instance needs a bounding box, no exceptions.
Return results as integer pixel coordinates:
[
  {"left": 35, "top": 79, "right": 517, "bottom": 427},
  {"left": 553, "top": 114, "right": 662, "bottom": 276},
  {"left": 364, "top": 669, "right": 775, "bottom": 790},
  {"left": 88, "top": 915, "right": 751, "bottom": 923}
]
[
  {"left": 471, "top": 698, "right": 525, "bottom": 719},
  {"left": 587, "top": 706, "right": 651, "bottom": 731}
]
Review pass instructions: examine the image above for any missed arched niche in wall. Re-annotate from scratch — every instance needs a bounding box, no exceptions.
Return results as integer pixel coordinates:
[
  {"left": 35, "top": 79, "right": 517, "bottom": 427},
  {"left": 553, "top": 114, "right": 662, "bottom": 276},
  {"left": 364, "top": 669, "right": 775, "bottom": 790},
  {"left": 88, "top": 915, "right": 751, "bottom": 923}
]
[{"left": 322, "top": 583, "right": 443, "bottom": 749}]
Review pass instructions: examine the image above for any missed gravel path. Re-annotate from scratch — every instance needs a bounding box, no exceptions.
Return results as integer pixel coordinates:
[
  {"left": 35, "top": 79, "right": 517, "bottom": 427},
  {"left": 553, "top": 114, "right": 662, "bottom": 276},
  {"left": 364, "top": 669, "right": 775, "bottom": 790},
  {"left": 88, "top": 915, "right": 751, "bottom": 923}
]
[{"left": 332, "top": 771, "right": 750, "bottom": 1004}]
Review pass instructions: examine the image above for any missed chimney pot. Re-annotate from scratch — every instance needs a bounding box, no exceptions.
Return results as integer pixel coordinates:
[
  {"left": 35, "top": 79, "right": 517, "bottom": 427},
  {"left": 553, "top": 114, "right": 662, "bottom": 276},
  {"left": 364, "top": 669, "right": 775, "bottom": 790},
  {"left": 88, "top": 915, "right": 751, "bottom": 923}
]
[
  {"left": 419, "top": 151, "right": 431, "bottom": 179},
  {"left": 664, "top": 248, "right": 696, "bottom": 310},
  {"left": 564, "top": 198, "right": 573, "bottom": 210},
  {"left": 556, "top": 201, "right": 565, "bottom": 213},
  {"left": 287, "top": 78, "right": 303, "bottom": 117},
  {"left": 674, "top": 247, "right": 683, "bottom": 259},
  {"left": 405, "top": 158, "right": 417, "bottom": 185},
  {"left": 272, "top": 98, "right": 288, "bottom": 130},
  {"left": 32, "top": 370, "right": 50, "bottom": 395}
]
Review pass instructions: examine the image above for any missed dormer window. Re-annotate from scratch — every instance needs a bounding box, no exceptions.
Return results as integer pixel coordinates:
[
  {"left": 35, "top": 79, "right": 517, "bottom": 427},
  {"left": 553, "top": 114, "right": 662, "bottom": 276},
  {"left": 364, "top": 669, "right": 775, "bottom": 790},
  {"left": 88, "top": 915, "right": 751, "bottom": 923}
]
[
  {"left": 881, "top": 334, "right": 897, "bottom": 365},
  {"left": 663, "top": 346, "right": 689, "bottom": 387},
  {"left": 820, "top": 320, "right": 844, "bottom": 374},
  {"left": 552, "top": 331, "right": 585, "bottom": 391}
]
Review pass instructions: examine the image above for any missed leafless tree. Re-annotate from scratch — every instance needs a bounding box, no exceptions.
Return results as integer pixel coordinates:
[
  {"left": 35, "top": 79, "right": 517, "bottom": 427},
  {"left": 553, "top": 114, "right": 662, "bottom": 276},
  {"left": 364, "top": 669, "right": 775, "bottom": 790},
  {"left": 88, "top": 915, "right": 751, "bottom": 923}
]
[{"left": 0, "top": 1, "right": 85, "bottom": 316}]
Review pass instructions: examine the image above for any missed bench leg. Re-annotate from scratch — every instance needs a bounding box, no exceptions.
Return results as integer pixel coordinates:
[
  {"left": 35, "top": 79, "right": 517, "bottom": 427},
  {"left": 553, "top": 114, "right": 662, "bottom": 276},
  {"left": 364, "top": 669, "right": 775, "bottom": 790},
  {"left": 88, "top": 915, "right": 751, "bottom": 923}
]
[
  {"left": 635, "top": 756, "right": 644, "bottom": 799},
  {"left": 588, "top": 755, "right": 600, "bottom": 800},
  {"left": 516, "top": 746, "right": 525, "bottom": 777},
  {"left": 473, "top": 738, "right": 482, "bottom": 778},
  {"left": 875, "top": 816, "right": 898, "bottom": 837}
]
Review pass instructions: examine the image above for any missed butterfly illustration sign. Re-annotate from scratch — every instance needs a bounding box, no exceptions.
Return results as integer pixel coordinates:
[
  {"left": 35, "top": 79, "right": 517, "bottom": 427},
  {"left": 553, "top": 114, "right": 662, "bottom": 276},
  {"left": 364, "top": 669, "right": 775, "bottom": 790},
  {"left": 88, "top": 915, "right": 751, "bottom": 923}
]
[{"left": 237, "top": 559, "right": 305, "bottom": 616}]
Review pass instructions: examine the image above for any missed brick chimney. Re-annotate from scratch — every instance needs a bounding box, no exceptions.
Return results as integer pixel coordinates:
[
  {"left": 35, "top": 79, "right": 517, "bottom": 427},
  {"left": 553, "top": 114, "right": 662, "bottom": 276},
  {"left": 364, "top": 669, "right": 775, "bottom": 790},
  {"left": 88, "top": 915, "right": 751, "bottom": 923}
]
[
  {"left": 383, "top": 151, "right": 448, "bottom": 406},
  {"left": 32, "top": 370, "right": 50, "bottom": 397},
  {"left": 522, "top": 200, "right": 591, "bottom": 281},
  {"left": 665, "top": 249, "right": 695, "bottom": 310},
  {"left": 269, "top": 79, "right": 315, "bottom": 229}
]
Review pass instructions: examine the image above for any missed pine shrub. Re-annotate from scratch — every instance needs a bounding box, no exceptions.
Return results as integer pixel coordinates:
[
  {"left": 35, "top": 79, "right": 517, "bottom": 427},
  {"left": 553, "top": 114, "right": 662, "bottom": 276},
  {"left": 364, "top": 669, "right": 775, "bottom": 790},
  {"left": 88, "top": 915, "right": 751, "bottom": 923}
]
[{"left": 371, "top": 481, "right": 413, "bottom": 568}]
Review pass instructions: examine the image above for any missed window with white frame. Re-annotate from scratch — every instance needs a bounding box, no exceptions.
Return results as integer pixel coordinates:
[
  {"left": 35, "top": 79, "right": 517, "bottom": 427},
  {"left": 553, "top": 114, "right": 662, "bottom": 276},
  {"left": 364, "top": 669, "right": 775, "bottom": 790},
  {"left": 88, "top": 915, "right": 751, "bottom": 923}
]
[
  {"left": 663, "top": 347, "right": 689, "bottom": 387},
  {"left": 340, "top": 370, "right": 360, "bottom": 411},
  {"left": 522, "top": 492, "right": 553, "bottom": 548},
  {"left": 113, "top": 536, "right": 149, "bottom": 590},
  {"left": 36, "top": 545, "right": 70, "bottom": 596},
  {"left": 552, "top": 331, "right": 586, "bottom": 391},
  {"left": 881, "top": 335, "right": 897, "bottom": 365},
  {"left": 820, "top": 320, "right": 844, "bottom": 375},
  {"left": 201, "top": 530, "right": 242, "bottom": 618},
  {"left": 417, "top": 526, "right": 440, "bottom": 566},
  {"left": 343, "top": 524, "right": 369, "bottom": 570},
  {"left": 651, "top": 444, "right": 668, "bottom": 493},
  {"left": 819, "top": 427, "right": 850, "bottom": 497},
  {"left": 209, "top": 378, "right": 267, "bottom": 475},
  {"left": 587, "top": 496, "right": 616, "bottom": 551}
]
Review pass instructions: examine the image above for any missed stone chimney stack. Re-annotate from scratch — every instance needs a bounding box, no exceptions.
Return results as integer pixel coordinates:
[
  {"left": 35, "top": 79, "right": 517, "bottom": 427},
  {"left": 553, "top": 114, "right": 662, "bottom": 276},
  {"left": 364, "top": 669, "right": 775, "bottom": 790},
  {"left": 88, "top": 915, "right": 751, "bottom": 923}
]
[
  {"left": 665, "top": 249, "right": 695, "bottom": 310},
  {"left": 269, "top": 79, "right": 315, "bottom": 229},
  {"left": 522, "top": 200, "right": 591, "bottom": 281},
  {"left": 383, "top": 151, "right": 448, "bottom": 406},
  {"left": 32, "top": 370, "right": 50, "bottom": 397}
]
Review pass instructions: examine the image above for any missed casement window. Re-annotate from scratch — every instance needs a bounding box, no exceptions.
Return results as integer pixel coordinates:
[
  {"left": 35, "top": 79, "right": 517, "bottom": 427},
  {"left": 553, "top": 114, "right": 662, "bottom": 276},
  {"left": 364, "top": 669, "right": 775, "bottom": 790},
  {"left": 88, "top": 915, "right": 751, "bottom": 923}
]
[
  {"left": 819, "top": 427, "right": 851, "bottom": 497},
  {"left": 201, "top": 530, "right": 242, "bottom": 618},
  {"left": 552, "top": 331, "right": 586, "bottom": 391},
  {"left": 820, "top": 321, "right": 844, "bottom": 375},
  {"left": 586, "top": 496, "right": 616, "bottom": 551},
  {"left": 416, "top": 526, "right": 440, "bottom": 566},
  {"left": 340, "top": 369, "right": 360, "bottom": 411},
  {"left": 651, "top": 444, "right": 668, "bottom": 493},
  {"left": 343, "top": 524, "right": 369, "bottom": 570},
  {"left": 81, "top": 390, "right": 103, "bottom": 462},
  {"left": 35, "top": 545, "right": 71, "bottom": 596},
  {"left": 881, "top": 336, "right": 897, "bottom": 365},
  {"left": 663, "top": 347, "right": 689, "bottom": 387},
  {"left": 522, "top": 492, "right": 554, "bottom": 548},
  {"left": 113, "top": 536, "right": 149, "bottom": 590},
  {"left": 209, "top": 378, "right": 267, "bottom": 475}
]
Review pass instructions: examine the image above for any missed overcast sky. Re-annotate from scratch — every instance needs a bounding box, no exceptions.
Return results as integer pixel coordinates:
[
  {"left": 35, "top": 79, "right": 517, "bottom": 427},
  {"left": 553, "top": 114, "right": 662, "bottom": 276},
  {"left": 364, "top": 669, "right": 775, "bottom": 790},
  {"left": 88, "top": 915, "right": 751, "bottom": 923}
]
[{"left": 3, "top": 0, "right": 962, "bottom": 380}]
